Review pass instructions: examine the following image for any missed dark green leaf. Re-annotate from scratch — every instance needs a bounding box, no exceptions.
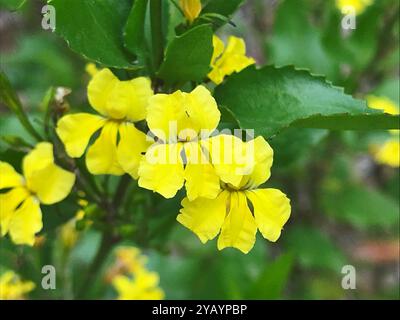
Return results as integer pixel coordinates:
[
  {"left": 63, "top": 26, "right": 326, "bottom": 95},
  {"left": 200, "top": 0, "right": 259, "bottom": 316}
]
[
  {"left": 202, "top": 0, "right": 244, "bottom": 29},
  {"left": 214, "top": 65, "right": 398, "bottom": 138},
  {"left": 158, "top": 24, "right": 213, "bottom": 84},
  {"left": 124, "top": 0, "right": 149, "bottom": 61},
  {"left": 50, "top": 0, "right": 136, "bottom": 68}
]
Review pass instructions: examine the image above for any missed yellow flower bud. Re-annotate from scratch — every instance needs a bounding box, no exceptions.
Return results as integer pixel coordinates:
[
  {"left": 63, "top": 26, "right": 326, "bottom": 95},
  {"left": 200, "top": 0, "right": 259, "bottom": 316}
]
[{"left": 180, "top": 0, "right": 202, "bottom": 24}]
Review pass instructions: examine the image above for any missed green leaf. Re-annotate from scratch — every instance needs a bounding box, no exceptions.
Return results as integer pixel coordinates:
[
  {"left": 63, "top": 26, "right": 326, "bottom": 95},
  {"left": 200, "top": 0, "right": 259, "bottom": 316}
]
[
  {"left": 0, "top": 0, "right": 26, "bottom": 10},
  {"left": 158, "top": 24, "right": 213, "bottom": 84},
  {"left": 0, "top": 70, "right": 43, "bottom": 141},
  {"left": 214, "top": 65, "right": 399, "bottom": 138},
  {"left": 50, "top": 0, "right": 136, "bottom": 68},
  {"left": 246, "top": 253, "right": 293, "bottom": 299},
  {"left": 202, "top": 0, "right": 244, "bottom": 29},
  {"left": 321, "top": 183, "right": 399, "bottom": 231},
  {"left": 267, "top": 0, "right": 337, "bottom": 79},
  {"left": 123, "top": 0, "right": 149, "bottom": 60},
  {"left": 284, "top": 226, "right": 346, "bottom": 271}
]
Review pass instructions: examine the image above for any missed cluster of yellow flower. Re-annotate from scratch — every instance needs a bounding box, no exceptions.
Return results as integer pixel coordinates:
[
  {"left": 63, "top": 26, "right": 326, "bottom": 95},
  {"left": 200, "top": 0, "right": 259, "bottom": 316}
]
[
  {"left": 0, "top": 270, "right": 35, "bottom": 300},
  {"left": 108, "top": 247, "right": 164, "bottom": 300},
  {"left": 0, "top": 18, "right": 291, "bottom": 254}
]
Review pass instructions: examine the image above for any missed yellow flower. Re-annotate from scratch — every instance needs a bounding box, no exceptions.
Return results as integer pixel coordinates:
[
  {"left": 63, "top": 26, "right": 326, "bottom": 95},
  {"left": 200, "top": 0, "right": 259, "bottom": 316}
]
[
  {"left": 179, "top": 0, "right": 202, "bottom": 24},
  {"left": 109, "top": 247, "right": 164, "bottom": 300},
  {"left": 208, "top": 35, "right": 255, "bottom": 85},
  {"left": 60, "top": 210, "right": 85, "bottom": 249},
  {"left": 0, "top": 143, "right": 75, "bottom": 246},
  {"left": 0, "top": 271, "right": 35, "bottom": 300},
  {"left": 177, "top": 136, "right": 291, "bottom": 254},
  {"left": 336, "top": 0, "right": 373, "bottom": 15},
  {"left": 367, "top": 96, "right": 400, "bottom": 167},
  {"left": 138, "top": 85, "right": 222, "bottom": 200},
  {"left": 56, "top": 68, "right": 153, "bottom": 177},
  {"left": 112, "top": 269, "right": 164, "bottom": 300}
]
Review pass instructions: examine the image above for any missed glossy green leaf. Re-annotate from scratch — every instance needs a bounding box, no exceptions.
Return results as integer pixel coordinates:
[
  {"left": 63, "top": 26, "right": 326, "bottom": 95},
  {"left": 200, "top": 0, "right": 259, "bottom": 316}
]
[
  {"left": 50, "top": 0, "right": 136, "bottom": 68},
  {"left": 123, "top": 0, "right": 149, "bottom": 61},
  {"left": 202, "top": 0, "right": 244, "bottom": 29},
  {"left": 158, "top": 24, "right": 213, "bottom": 83},
  {"left": 214, "top": 65, "right": 399, "bottom": 138}
]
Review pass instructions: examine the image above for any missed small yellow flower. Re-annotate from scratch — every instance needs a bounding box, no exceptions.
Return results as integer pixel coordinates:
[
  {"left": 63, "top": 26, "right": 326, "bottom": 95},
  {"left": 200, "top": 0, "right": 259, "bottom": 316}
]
[
  {"left": 60, "top": 210, "right": 85, "bottom": 249},
  {"left": 179, "top": 0, "right": 202, "bottom": 24},
  {"left": 367, "top": 96, "right": 400, "bottom": 168},
  {"left": 177, "top": 136, "right": 291, "bottom": 254},
  {"left": 56, "top": 68, "right": 153, "bottom": 177},
  {"left": 112, "top": 269, "right": 164, "bottom": 300},
  {"left": 0, "top": 271, "right": 35, "bottom": 300},
  {"left": 208, "top": 35, "right": 255, "bottom": 85},
  {"left": 0, "top": 143, "right": 75, "bottom": 246},
  {"left": 109, "top": 247, "right": 164, "bottom": 300},
  {"left": 336, "top": 0, "right": 373, "bottom": 15},
  {"left": 138, "top": 85, "right": 222, "bottom": 200}
]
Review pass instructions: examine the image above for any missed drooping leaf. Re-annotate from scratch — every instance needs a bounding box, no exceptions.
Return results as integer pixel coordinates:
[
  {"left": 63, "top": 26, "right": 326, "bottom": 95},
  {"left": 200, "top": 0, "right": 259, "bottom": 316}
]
[
  {"left": 214, "top": 65, "right": 399, "bottom": 138},
  {"left": 50, "top": 0, "right": 136, "bottom": 68},
  {"left": 158, "top": 24, "right": 213, "bottom": 84}
]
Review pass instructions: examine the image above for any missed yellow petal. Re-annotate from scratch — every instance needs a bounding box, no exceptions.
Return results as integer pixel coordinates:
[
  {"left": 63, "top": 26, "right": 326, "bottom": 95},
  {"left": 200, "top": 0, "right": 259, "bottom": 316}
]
[
  {"left": 203, "top": 134, "right": 251, "bottom": 188},
  {"left": 8, "top": 196, "right": 43, "bottom": 246},
  {"left": 179, "top": 0, "right": 202, "bottom": 23},
  {"left": 367, "top": 95, "right": 399, "bottom": 115},
  {"left": 56, "top": 113, "right": 106, "bottom": 158},
  {"left": 0, "top": 187, "right": 30, "bottom": 236},
  {"left": 107, "top": 77, "right": 153, "bottom": 122},
  {"left": 184, "top": 85, "right": 220, "bottom": 137},
  {"left": 85, "top": 63, "right": 99, "bottom": 77},
  {"left": 217, "top": 192, "right": 257, "bottom": 254},
  {"left": 183, "top": 142, "right": 220, "bottom": 200},
  {"left": 86, "top": 121, "right": 124, "bottom": 175},
  {"left": 22, "top": 142, "right": 54, "bottom": 183},
  {"left": 210, "top": 35, "right": 225, "bottom": 66},
  {"left": 87, "top": 68, "right": 119, "bottom": 117},
  {"left": 208, "top": 36, "right": 255, "bottom": 85},
  {"left": 243, "top": 136, "right": 274, "bottom": 189},
  {"left": 28, "top": 163, "right": 75, "bottom": 205},
  {"left": 373, "top": 139, "right": 400, "bottom": 168},
  {"left": 146, "top": 91, "right": 188, "bottom": 142},
  {"left": 245, "top": 188, "right": 291, "bottom": 242},
  {"left": 138, "top": 143, "right": 185, "bottom": 198},
  {"left": 177, "top": 191, "right": 228, "bottom": 243},
  {"left": 0, "top": 162, "right": 23, "bottom": 189},
  {"left": 117, "top": 122, "right": 151, "bottom": 179}
]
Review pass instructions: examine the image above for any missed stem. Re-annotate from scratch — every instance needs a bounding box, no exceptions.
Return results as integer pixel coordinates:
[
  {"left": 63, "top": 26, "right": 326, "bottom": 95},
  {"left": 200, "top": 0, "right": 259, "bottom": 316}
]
[
  {"left": 112, "top": 175, "right": 131, "bottom": 209},
  {"left": 76, "top": 233, "right": 115, "bottom": 299},
  {"left": 150, "top": 0, "right": 164, "bottom": 71}
]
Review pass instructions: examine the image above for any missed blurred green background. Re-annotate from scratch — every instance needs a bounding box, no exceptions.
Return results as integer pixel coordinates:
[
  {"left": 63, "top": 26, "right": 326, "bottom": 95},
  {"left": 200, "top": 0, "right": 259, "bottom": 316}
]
[{"left": 0, "top": 0, "right": 399, "bottom": 300}]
